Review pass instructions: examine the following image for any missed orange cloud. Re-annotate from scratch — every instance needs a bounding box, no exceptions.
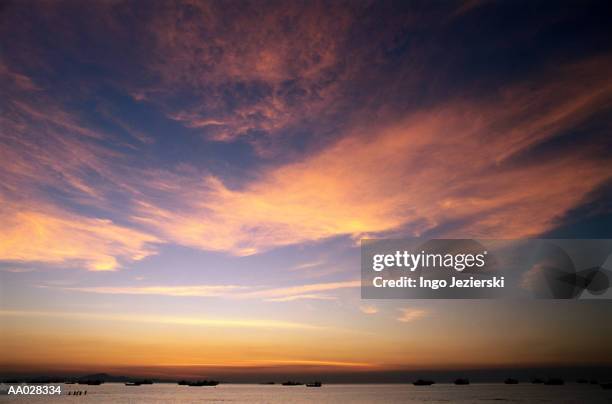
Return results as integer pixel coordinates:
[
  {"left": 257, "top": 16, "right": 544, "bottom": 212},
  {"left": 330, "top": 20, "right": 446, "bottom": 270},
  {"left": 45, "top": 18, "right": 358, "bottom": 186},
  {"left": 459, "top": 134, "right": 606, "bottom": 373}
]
[
  {"left": 397, "top": 308, "right": 428, "bottom": 323},
  {"left": 359, "top": 305, "right": 379, "bottom": 315},
  {"left": 3, "top": 56, "right": 611, "bottom": 270},
  {"left": 0, "top": 201, "right": 158, "bottom": 271},
  {"left": 1, "top": 73, "right": 160, "bottom": 271},
  {"left": 132, "top": 57, "right": 612, "bottom": 254}
]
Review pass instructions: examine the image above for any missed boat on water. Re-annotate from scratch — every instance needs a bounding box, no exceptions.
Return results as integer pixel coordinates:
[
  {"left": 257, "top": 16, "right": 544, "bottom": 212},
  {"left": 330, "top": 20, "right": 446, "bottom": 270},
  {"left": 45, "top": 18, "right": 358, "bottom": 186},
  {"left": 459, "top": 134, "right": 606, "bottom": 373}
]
[
  {"left": 413, "top": 379, "right": 435, "bottom": 386},
  {"left": 184, "top": 380, "right": 219, "bottom": 387},
  {"left": 282, "top": 381, "right": 303, "bottom": 386},
  {"left": 306, "top": 382, "right": 322, "bottom": 387},
  {"left": 504, "top": 378, "right": 519, "bottom": 384},
  {"left": 140, "top": 380, "right": 153, "bottom": 385},
  {"left": 544, "top": 378, "right": 564, "bottom": 385},
  {"left": 454, "top": 378, "right": 470, "bottom": 385},
  {"left": 125, "top": 382, "right": 141, "bottom": 386}
]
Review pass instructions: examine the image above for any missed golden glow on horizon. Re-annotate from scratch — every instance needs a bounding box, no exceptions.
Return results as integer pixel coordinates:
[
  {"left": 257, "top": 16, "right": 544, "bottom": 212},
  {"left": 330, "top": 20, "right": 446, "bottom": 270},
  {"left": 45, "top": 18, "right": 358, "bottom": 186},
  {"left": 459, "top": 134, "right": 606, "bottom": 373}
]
[
  {"left": 3, "top": 306, "right": 610, "bottom": 375},
  {"left": 153, "top": 359, "right": 377, "bottom": 368},
  {"left": 0, "top": 310, "right": 325, "bottom": 330}
]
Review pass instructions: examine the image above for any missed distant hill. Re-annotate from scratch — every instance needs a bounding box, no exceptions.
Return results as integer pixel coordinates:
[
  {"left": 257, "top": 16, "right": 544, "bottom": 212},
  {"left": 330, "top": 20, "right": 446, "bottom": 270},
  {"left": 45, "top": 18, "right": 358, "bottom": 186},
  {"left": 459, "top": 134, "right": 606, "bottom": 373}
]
[{"left": 78, "top": 373, "right": 132, "bottom": 383}]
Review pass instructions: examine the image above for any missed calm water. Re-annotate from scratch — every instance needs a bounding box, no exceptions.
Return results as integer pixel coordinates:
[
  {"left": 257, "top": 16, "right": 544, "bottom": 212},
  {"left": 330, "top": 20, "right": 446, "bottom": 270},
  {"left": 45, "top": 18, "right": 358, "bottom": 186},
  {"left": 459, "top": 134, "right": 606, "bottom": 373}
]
[{"left": 1, "top": 383, "right": 611, "bottom": 403}]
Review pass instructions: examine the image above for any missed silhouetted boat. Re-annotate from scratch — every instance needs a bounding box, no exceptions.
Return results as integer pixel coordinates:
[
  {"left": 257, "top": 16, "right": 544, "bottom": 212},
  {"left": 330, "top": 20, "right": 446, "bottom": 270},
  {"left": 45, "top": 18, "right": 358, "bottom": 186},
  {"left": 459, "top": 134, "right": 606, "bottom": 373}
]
[
  {"left": 544, "top": 378, "right": 564, "bottom": 385},
  {"left": 190, "top": 381, "right": 218, "bottom": 386},
  {"left": 125, "top": 382, "right": 141, "bottom": 386},
  {"left": 504, "top": 378, "right": 519, "bottom": 384},
  {"left": 413, "top": 379, "right": 435, "bottom": 386},
  {"left": 187, "top": 380, "right": 219, "bottom": 386},
  {"left": 282, "top": 381, "right": 303, "bottom": 386},
  {"left": 531, "top": 378, "right": 544, "bottom": 384},
  {"left": 601, "top": 383, "right": 612, "bottom": 390},
  {"left": 178, "top": 380, "right": 219, "bottom": 386},
  {"left": 140, "top": 380, "right": 153, "bottom": 385},
  {"left": 454, "top": 378, "right": 470, "bottom": 385},
  {"left": 306, "top": 382, "right": 322, "bottom": 387}
]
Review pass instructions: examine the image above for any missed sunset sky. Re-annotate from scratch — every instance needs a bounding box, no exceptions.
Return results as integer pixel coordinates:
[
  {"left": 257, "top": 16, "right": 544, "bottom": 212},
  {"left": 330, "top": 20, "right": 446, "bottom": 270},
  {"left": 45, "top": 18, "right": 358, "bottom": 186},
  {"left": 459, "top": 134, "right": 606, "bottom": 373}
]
[{"left": 1, "top": 0, "right": 612, "bottom": 380}]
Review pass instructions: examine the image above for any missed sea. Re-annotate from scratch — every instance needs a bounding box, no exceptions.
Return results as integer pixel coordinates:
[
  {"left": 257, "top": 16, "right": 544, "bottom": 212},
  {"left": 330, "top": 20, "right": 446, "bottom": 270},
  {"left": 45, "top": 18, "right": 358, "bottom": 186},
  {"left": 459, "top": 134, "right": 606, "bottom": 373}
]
[{"left": 1, "top": 383, "right": 611, "bottom": 403}]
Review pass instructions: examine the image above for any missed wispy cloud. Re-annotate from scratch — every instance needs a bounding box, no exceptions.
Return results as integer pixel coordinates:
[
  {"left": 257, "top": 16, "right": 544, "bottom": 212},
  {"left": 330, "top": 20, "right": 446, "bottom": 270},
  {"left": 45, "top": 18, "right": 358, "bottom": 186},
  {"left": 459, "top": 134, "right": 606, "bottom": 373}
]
[
  {"left": 2, "top": 3, "right": 611, "bottom": 274},
  {"left": 2, "top": 57, "right": 611, "bottom": 271},
  {"left": 0, "top": 201, "right": 158, "bottom": 271},
  {"left": 0, "top": 63, "right": 41, "bottom": 91},
  {"left": 290, "top": 260, "right": 326, "bottom": 271},
  {"left": 397, "top": 308, "right": 428, "bottom": 323},
  {"left": 359, "top": 305, "right": 379, "bottom": 315},
  {"left": 242, "top": 280, "right": 361, "bottom": 300},
  {"left": 0, "top": 71, "right": 160, "bottom": 271},
  {"left": 132, "top": 58, "right": 612, "bottom": 254},
  {"left": 0, "top": 267, "right": 37, "bottom": 273},
  {"left": 264, "top": 294, "right": 338, "bottom": 302},
  {"left": 57, "top": 285, "right": 246, "bottom": 297},
  {"left": 140, "top": 1, "right": 358, "bottom": 145},
  {"left": 53, "top": 280, "right": 361, "bottom": 302}
]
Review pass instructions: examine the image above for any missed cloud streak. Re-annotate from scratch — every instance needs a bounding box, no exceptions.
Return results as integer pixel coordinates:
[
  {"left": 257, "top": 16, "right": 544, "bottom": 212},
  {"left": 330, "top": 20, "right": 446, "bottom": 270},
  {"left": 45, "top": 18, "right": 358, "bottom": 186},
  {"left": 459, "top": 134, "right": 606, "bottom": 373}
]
[
  {"left": 397, "top": 308, "right": 428, "bottom": 323},
  {"left": 0, "top": 310, "right": 322, "bottom": 330},
  {"left": 54, "top": 280, "right": 361, "bottom": 302},
  {"left": 360, "top": 305, "right": 379, "bottom": 315}
]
